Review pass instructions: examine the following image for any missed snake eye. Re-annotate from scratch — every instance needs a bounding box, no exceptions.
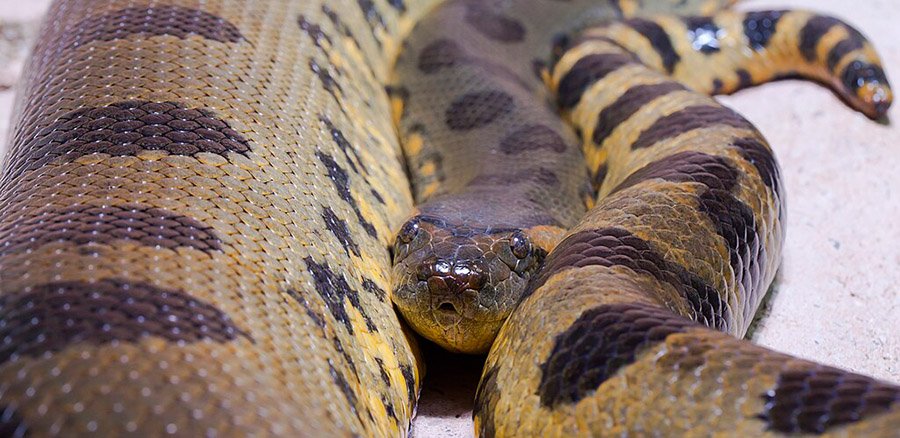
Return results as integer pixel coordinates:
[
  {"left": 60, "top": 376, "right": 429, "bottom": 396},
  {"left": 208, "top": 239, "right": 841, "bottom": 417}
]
[
  {"left": 398, "top": 218, "right": 420, "bottom": 244},
  {"left": 510, "top": 231, "right": 532, "bottom": 259}
]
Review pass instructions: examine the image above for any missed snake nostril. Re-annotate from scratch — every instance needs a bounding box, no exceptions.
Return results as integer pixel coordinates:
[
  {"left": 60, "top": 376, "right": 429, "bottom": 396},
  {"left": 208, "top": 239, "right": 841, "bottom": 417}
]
[{"left": 437, "top": 302, "right": 457, "bottom": 314}]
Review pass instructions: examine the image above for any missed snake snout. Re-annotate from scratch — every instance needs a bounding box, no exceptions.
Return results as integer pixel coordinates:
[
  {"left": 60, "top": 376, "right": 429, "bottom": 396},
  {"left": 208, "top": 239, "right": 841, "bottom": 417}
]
[{"left": 418, "top": 258, "right": 487, "bottom": 295}]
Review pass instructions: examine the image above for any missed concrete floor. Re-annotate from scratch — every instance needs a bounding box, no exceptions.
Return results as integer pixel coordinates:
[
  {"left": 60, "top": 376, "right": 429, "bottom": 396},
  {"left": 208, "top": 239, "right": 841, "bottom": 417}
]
[{"left": 1, "top": 1, "right": 897, "bottom": 437}]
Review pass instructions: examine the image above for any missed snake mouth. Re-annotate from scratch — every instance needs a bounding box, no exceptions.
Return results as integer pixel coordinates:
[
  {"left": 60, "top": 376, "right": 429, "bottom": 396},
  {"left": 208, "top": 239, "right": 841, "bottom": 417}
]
[{"left": 390, "top": 214, "right": 546, "bottom": 353}]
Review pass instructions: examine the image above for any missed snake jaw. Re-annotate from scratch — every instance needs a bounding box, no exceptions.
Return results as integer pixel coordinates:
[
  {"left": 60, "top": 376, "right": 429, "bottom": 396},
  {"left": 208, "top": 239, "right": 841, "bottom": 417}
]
[{"left": 390, "top": 215, "right": 544, "bottom": 353}]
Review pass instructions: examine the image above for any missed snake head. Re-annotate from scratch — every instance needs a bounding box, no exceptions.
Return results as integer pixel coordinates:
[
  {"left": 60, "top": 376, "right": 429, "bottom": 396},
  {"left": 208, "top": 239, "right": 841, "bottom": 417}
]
[{"left": 391, "top": 214, "right": 546, "bottom": 354}]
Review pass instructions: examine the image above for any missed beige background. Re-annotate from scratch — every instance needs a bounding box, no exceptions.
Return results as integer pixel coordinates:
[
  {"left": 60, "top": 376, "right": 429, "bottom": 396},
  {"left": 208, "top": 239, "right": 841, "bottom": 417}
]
[{"left": 0, "top": 1, "right": 897, "bottom": 437}]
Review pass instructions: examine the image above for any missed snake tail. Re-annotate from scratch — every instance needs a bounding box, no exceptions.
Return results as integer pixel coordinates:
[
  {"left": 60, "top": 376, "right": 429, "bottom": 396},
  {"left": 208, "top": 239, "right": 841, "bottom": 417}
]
[{"left": 573, "top": 10, "right": 892, "bottom": 119}]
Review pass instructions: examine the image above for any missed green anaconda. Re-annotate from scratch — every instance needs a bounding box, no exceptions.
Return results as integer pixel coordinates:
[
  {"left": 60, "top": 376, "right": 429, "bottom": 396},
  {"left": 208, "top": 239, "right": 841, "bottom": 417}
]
[{"left": 0, "top": 0, "right": 896, "bottom": 436}]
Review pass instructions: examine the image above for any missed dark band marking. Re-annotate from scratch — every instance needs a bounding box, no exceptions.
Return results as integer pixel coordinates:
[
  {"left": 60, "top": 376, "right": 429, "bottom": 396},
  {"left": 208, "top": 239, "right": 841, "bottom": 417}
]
[
  {"left": 759, "top": 365, "right": 900, "bottom": 434},
  {"left": 625, "top": 18, "right": 680, "bottom": 73},
  {"left": 538, "top": 302, "right": 695, "bottom": 406},
  {"left": 474, "top": 365, "right": 500, "bottom": 437},
  {"left": 557, "top": 53, "right": 636, "bottom": 110},
  {"left": 319, "top": 115, "right": 364, "bottom": 175},
  {"left": 827, "top": 28, "right": 866, "bottom": 70},
  {"left": 288, "top": 289, "right": 327, "bottom": 329},
  {"left": 611, "top": 151, "right": 738, "bottom": 195},
  {"left": 611, "top": 151, "right": 764, "bottom": 316},
  {"left": 388, "top": 0, "right": 406, "bottom": 12},
  {"left": 8, "top": 100, "right": 249, "bottom": 179},
  {"left": 593, "top": 82, "right": 686, "bottom": 145},
  {"left": 684, "top": 16, "right": 723, "bottom": 54},
  {"left": 631, "top": 105, "right": 754, "bottom": 150},
  {"left": 330, "top": 364, "right": 361, "bottom": 419},
  {"left": 445, "top": 91, "right": 515, "bottom": 131},
  {"left": 743, "top": 11, "right": 785, "bottom": 50},
  {"left": 593, "top": 163, "right": 608, "bottom": 191},
  {"left": 799, "top": 16, "right": 841, "bottom": 62},
  {"left": 527, "top": 228, "right": 727, "bottom": 329},
  {"left": 697, "top": 180, "right": 762, "bottom": 309},
  {"left": 0, "top": 279, "right": 251, "bottom": 364},
  {"left": 464, "top": 3, "right": 526, "bottom": 43},
  {"left": 0, "top": 204, "right": 222, "bottom": 256},
  {"left": 298, "top": 15, "right": 333, "bottom": 49},
  {"left": 400, "top": 363, "right": 417, "bottom": 403},
  {"left": 304, "top": 257, "right": 376, "bottom": 335},
  {"left": 322, "top": 206, "right": 360, "bottom": 257},
  {"left": 499, "top": 124, "right": 567, "bottom": 154},
  {"left": 362, "top": 278, "right": 387, "bottom": 301},
  {"left": 316, "top": 151, "right": 377, "bottom": 237},
  {"left": 0, "top": 405, "right": 25, "bottom": 438},
  {"left": 357, "top": 0, "right": 387, "bottom": 42},
  {"left": 322, "top": 4, "right": 362, "bottom": 51},
  {"left": 64, "top": 6, "right": 243, "bottom": 47},
  {"left": 375, "top": 358, "right": 392, "bottom": 387},
  {"left": 732, "top": 137, "right": 781, "bottom": 195},
  {"left": 310, "top": 59, "right": 344, "bottom": 106}
]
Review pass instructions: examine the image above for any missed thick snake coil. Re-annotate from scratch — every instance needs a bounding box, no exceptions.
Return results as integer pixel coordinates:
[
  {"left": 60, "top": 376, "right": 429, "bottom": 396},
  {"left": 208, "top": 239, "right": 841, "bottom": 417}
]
[{"left": 0, "top": 1, "right": 897, "bottom": 438}]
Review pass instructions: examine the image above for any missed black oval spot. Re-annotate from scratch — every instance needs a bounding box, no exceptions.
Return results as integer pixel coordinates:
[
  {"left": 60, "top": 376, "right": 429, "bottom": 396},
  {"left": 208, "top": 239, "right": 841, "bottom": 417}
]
[{"left": 445, "top": 91, "right": 515, "bottom": 131}]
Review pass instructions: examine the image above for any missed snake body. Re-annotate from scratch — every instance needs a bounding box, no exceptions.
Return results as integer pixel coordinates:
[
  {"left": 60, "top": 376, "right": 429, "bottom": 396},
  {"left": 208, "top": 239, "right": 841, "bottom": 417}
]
[{"left": 0, "top": 0, "right": 897, "bottom": 437}]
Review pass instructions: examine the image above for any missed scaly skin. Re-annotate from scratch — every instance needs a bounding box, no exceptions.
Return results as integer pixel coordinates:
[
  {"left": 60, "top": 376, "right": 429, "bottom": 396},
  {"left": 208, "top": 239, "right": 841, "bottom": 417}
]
[
  {"left": 0, "top": 0, "right": 442, "bottom": 436},
  {"left": 390, "top": 0, "right": 737, "bottom": 354},
  {"left": 476, "top": 13, "right": 896, "bottom": 437},
  {"left": 0, "top": 0, "right": 895, "bottom": 437}
]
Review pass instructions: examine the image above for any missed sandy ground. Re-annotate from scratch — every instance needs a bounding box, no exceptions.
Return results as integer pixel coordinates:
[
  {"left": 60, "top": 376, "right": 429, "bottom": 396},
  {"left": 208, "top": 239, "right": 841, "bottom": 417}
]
[{"left": 0, "top": 1, "right": 897, "bottom": 437}]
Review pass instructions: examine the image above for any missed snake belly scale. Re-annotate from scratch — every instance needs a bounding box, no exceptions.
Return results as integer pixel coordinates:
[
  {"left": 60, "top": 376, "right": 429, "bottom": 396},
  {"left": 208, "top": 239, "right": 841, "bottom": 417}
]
[{"left": 0, "top": 1, "right": 897, "bottom": 437}]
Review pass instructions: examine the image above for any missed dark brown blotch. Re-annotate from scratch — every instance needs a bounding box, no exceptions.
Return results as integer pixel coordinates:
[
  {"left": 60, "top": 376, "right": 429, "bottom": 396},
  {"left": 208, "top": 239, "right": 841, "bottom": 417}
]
[
  {"left": 444, "top": 91, "right": 515, "bottom": 131},
  {"left": 538, "top": 302, "right": 696, "bottom": 406},
  {"left": 759, "top": 365, "right": 900, "bottom": 434},
  {"left": 418, "top": 39, "right": 467, "bottom": 73},
  {"left": 7, "top": 100, "right": 250, "bottom": 179},
  {"left": 464, "top": 3, "right": 526, "bottom": 43},
  {"left": 0, "top": 204, "right": 222, "bottom": 256},
  {"left": 0, "top": 279, "right": 251, "bottom": 364},
  {"left": 631, "top": 105, "right": 754, "bottom": 150},
  {"left": 499, "top": 124, "right": 567, "bottom": 155},
  {"left": 527, "top": 228, "right": 727, "bottom": 330},
  {"left": 593, "top": 82, "right": 685, "bottom": 145}
]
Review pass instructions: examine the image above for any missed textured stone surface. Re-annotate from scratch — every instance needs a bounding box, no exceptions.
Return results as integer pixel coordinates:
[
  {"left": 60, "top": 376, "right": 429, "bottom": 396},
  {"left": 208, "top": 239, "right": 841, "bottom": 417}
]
[{"left": 0, "top": 1, "right": 896, "bottom": 437}]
